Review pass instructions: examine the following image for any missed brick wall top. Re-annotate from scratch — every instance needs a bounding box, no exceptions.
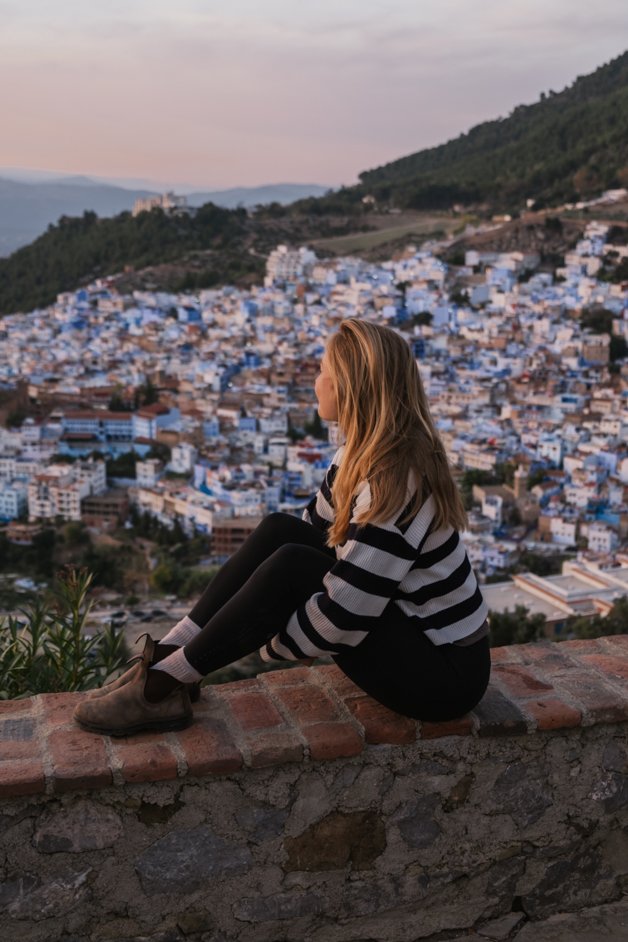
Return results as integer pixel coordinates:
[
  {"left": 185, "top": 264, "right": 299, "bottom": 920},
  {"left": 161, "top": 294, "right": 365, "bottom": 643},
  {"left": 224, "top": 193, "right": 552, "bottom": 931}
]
[{"left": 1, "top": 634, "right": 627, "bottom": 799}]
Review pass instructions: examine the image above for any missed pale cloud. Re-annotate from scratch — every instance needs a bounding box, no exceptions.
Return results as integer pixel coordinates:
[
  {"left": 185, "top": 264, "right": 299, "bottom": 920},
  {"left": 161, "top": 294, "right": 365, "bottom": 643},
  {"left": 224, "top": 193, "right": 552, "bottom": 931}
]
[{"left": 1, "top": 1, "right": 626, "bottom": 187}]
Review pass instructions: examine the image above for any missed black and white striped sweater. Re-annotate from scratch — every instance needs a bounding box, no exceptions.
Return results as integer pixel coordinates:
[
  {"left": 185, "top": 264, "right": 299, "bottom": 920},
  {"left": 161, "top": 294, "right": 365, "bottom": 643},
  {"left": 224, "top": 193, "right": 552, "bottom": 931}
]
[{"left": 260, "top": 446, "right": 489, "bottom": 662}]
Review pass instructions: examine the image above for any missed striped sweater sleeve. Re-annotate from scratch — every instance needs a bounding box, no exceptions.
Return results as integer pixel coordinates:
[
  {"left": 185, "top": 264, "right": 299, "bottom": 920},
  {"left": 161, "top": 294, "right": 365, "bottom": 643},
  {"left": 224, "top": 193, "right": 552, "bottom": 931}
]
[
  {"left": 260, "top": 481, "right": 436, "bottom": 662},
  {"left": 301, "top": 447, "right": 342, "bottom": 533}
]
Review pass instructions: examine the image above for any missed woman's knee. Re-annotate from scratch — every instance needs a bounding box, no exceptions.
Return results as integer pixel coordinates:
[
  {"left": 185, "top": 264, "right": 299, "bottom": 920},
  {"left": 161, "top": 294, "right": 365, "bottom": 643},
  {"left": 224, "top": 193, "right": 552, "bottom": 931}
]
[
  {"left": 262, "top": 542, "right": 301, "bottom": 569},
  {"left": 255, "top": 511, "right": 316, "bottom": 547},
  {"left": 256, "top": 512, "right": 295, "bottom": 540},
  {"left": 261, "top": 542, "right": 332, "bottom": 582}
]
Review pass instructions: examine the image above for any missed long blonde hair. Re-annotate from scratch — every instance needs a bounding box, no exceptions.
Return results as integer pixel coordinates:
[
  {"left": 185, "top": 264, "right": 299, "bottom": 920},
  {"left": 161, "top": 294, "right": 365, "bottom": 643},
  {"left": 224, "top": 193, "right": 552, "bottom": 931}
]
[{"left": 325, "top": 318, "right": 467, "bottom": 547}]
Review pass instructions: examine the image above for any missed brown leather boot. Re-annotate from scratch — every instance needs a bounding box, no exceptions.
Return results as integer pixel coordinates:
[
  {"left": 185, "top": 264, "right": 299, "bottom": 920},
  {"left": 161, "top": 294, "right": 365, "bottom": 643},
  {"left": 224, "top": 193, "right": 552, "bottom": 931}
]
[
  {"left": 74, "top": 655, "right": 193, "bottom": 737},
  {"left": 87, "top": 633, "right": 201, "bottom": 702}
]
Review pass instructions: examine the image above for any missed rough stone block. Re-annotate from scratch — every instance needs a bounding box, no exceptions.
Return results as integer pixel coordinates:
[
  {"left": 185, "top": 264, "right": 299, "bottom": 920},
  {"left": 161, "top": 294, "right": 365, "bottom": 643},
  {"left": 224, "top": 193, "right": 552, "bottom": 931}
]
[
  {"left": 234, "top": 803, "right": 288, "bottom": 843},
  {"left": 477, "top": 911, "right": 526, "bottom": 939},
  {"left": 233, "top": 891, "right": 325, "bottom": 922},
  {"left": 515, "top": 897, "right": 628, "bottom": 942},
  {"left": 0, "top": 868, "right": 90, "bottom": 921},
  {"left": 33, "top": 799, "right": 123, "bottom": 853},
  {"left": 135, "top": 826, "right": 252, "bottom": 895},
  {"left": 283, "top": 810, "right": 386, "bottom": 871},
  {"left": 519, "top": 843, "right": 616, "bottom": 919},
  {"left": 395, "top": 794, "right": 442, "bottom": 848},
  {"left": 493, "top": 759, "right": 553, "bottom": 826},
  {"left": 176, "top": 911, "right": 214, "bottom": 934}
]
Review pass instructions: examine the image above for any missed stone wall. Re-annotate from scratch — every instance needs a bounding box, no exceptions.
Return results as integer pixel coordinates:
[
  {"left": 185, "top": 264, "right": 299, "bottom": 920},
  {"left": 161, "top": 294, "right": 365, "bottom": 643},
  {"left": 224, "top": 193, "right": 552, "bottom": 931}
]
[{"left": 0, "top": 635, "right": 627, "bottom": 942}]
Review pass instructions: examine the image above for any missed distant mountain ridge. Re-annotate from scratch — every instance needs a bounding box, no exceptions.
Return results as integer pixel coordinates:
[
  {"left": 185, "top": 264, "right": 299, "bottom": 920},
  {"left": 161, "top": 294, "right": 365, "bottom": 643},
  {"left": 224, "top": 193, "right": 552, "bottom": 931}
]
[
  {"left": 186, "top": 183, "right": 330, "bottom": 209},
  {"left": 0, "top": 176, "right": 330, "bottom": 256},
  {"left": 0, "top": 177, "right": 154, "bottom": 257},
  {"left": 1, "top": 52, "right": 626, "bottom": 313}
]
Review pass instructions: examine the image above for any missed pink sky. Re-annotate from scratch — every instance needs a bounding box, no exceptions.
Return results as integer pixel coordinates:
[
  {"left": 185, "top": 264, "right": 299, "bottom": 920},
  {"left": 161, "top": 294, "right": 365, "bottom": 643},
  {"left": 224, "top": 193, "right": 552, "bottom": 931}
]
[{"left": 1, "top": 1, "right": 626, "bottom": 189}]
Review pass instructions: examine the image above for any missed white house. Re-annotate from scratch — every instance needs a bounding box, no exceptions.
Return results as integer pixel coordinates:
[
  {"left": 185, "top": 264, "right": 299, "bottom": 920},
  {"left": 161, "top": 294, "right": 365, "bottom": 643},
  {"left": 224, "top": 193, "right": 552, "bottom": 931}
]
[
  {"left": 587, "top": 522, "right": 619, "bottom": 555},
  {"left": 0, "top": 480, "right": 28, "bottom": 520}
]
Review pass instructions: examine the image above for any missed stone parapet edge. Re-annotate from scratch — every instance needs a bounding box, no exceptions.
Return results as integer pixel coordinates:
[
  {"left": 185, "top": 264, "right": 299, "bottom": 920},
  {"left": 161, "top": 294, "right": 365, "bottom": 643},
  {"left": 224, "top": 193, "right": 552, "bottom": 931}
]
[{"left": 0, "top": 634, "right": 626, "bottom": 798}]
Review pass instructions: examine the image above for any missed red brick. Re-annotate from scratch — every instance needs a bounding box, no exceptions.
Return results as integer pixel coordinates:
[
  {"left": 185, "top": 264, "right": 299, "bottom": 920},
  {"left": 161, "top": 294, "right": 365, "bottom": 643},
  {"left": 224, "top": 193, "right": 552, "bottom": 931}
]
[
  {"left": 305, "top": 722, "right": 363, "bottom": 761},
  {"left": 522, "top": 697, "right": 582, "bottom": 731},
  {"left": 274, "top": 684, "right": 339, "bottom": 725},
  {"left": 315, "top": 664, "right": 363, "bottom": 699},
  {"left": 260, "top": 667, "right": 312, "bottom": 687},
  {"left": 0, "top": 741, "right": 39, "bottom": 761},
  {"left": 599, "top": 636, "right": 628, "bottom": 657},
  {"left": 346, "top": 697, "right": 417, "bottom": 745},
  {"left": 419, "top": 715, "right": 474, "bottom": 738},
  {"left": 247, "top": 730, "right": 304, "bottom": 768},
  {"left": 493, "top": 665, "right": 554, "bottom": 699},
  {"left": 578, "top": 654, "right": 628, "bottom": 683},
  {"left": 39, "top": 692, "right": 84, "bottom": 728},
  {"left": 489, "top": 646, "right": 521, "bottom": 664},
  {"left": 215, "top": 678, "right": 260, "bottom": 696},
  {"left": 0, "top": 714, "right": 36, "bottom": 754},
  {"left": 517, "top": 644, "right": 578, "bottom": 672},
  {"left": 0, "top": 698, "right": 35, "bottom": 716},
  {"left": 47, "top": 727, "right": 112, "bottom": 792},
  {"left": 225, "top": 691, "right": 284, "bottom": 732},
  {"left": 549, "top": 671, "right": 628, "bottom": 724},
  {"left": 112, "top": 736, "right": 179, "bottom": 783},
  {"left": 0, "top": 759, "right": 46, "bottom": 797},
  {"left": 559, "top": 638, "right": 604, "bottom": 654},
  {"left": 176, "top": 717, "right": 242, "bottom": 776}
]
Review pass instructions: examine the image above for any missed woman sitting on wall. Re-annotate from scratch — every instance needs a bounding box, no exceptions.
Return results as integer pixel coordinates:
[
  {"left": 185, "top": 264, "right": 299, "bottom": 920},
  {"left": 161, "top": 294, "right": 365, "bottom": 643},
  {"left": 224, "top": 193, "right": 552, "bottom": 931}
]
[{"left": 74, "top": 318, "right": 491, "bottom": 736}]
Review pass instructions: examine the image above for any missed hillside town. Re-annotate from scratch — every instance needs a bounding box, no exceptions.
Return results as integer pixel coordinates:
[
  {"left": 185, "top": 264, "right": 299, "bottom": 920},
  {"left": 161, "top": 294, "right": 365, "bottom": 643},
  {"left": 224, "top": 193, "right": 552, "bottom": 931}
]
[{"left": 1, "top": 218, "right": 628, "bottom": 633}]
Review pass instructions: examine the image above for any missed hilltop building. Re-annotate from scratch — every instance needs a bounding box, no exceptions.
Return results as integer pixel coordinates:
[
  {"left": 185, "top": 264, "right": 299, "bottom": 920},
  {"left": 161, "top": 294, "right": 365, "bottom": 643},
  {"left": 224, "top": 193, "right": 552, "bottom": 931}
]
[{"left": 132, "top": 192, "right": 189, "bottom": 217}]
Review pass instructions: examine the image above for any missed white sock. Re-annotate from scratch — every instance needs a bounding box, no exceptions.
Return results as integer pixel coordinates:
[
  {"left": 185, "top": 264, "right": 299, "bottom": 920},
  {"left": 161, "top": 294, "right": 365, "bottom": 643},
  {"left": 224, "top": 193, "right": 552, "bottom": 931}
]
[
  {"left": 160, "top": 615, "right": 201, "bottom": 646},
  {"left": 152, "top": 647, "right": 204, "bottom": 683}
]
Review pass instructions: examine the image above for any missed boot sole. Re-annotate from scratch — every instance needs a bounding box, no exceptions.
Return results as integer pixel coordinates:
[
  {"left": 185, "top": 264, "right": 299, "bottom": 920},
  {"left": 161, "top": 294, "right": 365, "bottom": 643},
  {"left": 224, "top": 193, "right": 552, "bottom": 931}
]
[{"left": 75, "top": 714, "right": 193, "bottom": 738}]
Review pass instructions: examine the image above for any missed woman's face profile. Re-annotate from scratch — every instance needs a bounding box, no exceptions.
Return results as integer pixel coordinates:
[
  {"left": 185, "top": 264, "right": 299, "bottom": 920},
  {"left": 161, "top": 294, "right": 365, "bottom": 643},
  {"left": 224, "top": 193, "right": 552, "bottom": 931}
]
[{"left": 314, "top": 351, "right": 338, "bottom": 422}]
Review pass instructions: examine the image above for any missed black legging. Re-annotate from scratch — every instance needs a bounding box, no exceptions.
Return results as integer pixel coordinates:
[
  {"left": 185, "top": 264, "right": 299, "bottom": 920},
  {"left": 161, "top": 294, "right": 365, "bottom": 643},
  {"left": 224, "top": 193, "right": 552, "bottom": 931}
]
[{"left": 183, "top": 512, "right": 491, "bottom": 721}]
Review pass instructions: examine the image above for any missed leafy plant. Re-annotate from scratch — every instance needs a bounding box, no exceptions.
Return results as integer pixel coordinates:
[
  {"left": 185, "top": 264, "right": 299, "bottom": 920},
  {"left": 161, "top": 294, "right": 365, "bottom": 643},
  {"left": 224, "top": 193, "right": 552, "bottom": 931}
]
[
  {"left": 0, "top": 567, "right": 128, "bottom": 699},
  {"left": 488, "top": 605, "right": 547, "bottom": 647}
]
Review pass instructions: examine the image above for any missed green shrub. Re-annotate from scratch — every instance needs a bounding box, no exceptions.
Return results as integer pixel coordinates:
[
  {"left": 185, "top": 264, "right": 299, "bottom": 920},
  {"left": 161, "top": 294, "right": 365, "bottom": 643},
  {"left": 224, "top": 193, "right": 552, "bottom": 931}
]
[{"left": 0, "top": 568, "right": 128, "bottom": 699}]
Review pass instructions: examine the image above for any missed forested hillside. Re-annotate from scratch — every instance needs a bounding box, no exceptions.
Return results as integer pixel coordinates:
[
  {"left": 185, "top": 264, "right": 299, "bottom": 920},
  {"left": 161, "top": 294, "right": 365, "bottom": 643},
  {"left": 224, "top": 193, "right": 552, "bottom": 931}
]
[
  {"left": 312, "top": 51, "right": 628, "bottom": 213},
  {"left": 0, "top": 196, "right": 363, "bottom": 314}
]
